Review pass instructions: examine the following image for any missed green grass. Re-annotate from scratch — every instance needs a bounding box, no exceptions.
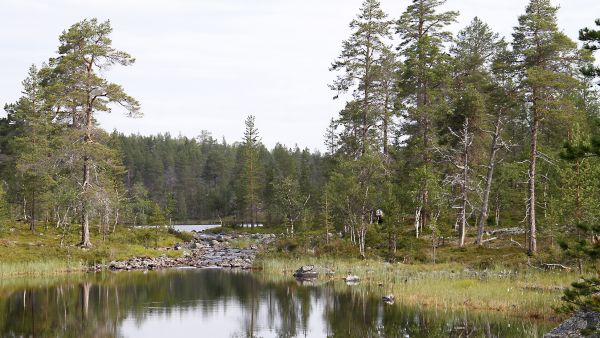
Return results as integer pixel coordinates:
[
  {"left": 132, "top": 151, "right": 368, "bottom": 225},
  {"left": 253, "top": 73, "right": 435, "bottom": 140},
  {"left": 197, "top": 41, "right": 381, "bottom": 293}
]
[
  {"left": 228, "top": 237, "right": 257, "bottom": 249},
  {"left": 256, "top": 256, "right": 589, "bottom": 321},
  {"left": 255, "top": 229, "right": 597, "bottom": 321},
  {"left": 0, "top": 222, "right": 185, "bottom": 276},
  {"left": 0, "top": 260, "right": 86, "bottom": 277}
]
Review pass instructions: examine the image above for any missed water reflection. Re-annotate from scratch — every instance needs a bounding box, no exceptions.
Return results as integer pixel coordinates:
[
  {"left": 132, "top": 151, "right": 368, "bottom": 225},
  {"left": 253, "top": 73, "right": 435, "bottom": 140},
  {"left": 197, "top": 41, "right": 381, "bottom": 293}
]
[{"left": 0, "top": 269, "right": 552, "bottom": 337}]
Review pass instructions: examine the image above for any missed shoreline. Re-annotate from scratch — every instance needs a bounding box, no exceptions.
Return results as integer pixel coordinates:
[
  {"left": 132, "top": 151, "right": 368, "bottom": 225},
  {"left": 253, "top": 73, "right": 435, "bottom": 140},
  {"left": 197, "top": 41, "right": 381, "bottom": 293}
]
[
  {"left": 255, "top": 256, "right": 581, "bottom": 322},
  {"left": 0, "top": 231, "right": 276, "bottom": 277},
  {"left": 0, "top": 228, "right": 584, "bottom": 325}
]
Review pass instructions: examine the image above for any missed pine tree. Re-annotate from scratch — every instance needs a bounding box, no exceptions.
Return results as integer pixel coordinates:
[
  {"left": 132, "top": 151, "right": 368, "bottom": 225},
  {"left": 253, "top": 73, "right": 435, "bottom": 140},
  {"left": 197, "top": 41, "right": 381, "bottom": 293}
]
[
  {"left": 512, "top": 0, "right": 583, "bottom": 255},
  {"left": 447, "top": 17, "right": 507, "bottom": 246},
  {"left": 372, "top": 47, "right": 399, "bottom": 156},
  {"left": 46, "top": 19, "right": 140, "bottom": 247},
  {"left": 11, "top": 65, "right": 57, "bottom": 233},
  {"left": 396, "top": 0, "right": 458, "bottom": 234},
  {"left": 580, "top": 18, "right": 600, "bottom": 80},
  {"left": 330, "top": 0, "right": 392, "bottom": 156}
]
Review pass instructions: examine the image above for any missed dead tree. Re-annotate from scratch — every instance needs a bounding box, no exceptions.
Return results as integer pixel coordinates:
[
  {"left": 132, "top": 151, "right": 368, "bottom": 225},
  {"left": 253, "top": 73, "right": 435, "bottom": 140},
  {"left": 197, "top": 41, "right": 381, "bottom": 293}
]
[
  {"left": 440, "top": 118, "right": 478, "bottom": 247},
  {"left": 476, "top": 111, "right": 511, "bottom": 245}
]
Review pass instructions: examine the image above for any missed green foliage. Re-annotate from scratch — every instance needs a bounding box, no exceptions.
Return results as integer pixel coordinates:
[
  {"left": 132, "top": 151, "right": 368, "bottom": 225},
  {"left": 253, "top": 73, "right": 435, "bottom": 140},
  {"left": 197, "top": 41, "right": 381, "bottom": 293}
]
[
  {"left": 559, "top": 277, "right": 600, "bottom": 313},
  {"left": 580, "top": 18, "right": 600, "bottom": 79},
  {"left": 330, "top": 0, "right": 393, "bottom": 156},
  {"left": 239, "top": 115, "right": 262, "bottom": 225},
  {"left": 0, "top": 185, "right": 9, "bottom": 232},
  {"left": 167, "top": 227, "right": 194, "bottom": 242},
  {"left": 271, "top": 176, "right": 307, "bottom": 234},
  {"left": 147, "top": 202, "right": 167, "bottom": 226}
]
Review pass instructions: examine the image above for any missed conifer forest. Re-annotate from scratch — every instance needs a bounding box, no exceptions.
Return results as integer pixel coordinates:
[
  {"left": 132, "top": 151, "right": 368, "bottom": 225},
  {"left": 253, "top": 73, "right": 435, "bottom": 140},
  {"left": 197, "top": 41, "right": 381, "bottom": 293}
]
[{"left": 0, "top": 1, "right": 599, "bottom": 336}]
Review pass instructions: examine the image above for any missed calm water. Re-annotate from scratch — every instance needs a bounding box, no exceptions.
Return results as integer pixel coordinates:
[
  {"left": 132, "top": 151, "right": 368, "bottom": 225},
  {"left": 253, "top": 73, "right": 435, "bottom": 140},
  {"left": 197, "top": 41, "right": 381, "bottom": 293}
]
[{"left": 0, "top": 269, "right": 554, "bottom": 337}]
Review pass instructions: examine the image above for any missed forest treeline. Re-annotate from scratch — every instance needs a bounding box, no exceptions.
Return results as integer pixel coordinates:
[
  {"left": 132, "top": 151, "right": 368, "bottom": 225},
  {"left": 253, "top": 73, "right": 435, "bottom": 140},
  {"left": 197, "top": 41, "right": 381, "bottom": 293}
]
[
  {"left": 0, "top": 0, "right": 599, "bottom": 273},
  {"left": 113, "top": 130, "right": 327, "bottom": 226}
]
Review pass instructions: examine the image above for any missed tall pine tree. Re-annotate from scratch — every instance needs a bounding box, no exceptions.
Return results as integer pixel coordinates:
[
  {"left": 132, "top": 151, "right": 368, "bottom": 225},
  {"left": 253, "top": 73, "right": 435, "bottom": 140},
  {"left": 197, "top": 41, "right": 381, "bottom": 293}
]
[
  {"left": 47, "top": 19, "right": 140, "bottom": 247},
  {"left": 396, "top": 0, "right": 458, "bottom": 234},
  {"left": 330, "top": 0, "right": 392, "bottom": 156},
  {"left": 512, "top": 0, "right": 583, "bottom": 255}
]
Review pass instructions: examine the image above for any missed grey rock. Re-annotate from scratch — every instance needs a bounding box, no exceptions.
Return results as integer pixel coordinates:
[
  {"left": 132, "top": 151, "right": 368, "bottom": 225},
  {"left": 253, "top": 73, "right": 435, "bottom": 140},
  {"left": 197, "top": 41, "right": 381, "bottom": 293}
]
[{"left": 545, "top": 311, "right": 600, "bottom": 338}]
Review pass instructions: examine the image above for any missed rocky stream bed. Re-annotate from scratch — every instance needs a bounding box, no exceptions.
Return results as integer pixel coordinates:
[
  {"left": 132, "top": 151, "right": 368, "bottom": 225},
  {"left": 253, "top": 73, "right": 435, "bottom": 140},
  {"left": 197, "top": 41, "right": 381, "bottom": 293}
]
[{"left": 92, "top": 232, "right": 277, "bottom": 272}]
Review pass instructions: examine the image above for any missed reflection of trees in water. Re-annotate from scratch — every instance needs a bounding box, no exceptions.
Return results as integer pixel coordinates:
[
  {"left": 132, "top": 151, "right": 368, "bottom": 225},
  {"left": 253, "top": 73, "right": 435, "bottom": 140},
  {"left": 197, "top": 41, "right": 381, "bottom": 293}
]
[{"left": 0, "top": 270, "right": 550, "bottom": 337}]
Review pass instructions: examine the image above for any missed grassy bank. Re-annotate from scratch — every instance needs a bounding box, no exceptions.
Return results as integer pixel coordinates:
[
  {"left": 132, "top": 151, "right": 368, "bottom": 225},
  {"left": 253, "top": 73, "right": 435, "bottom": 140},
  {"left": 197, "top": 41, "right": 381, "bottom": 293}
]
[
  {"left": 256, "top": 256, "right": 580, "bottom": 321},
  {"left": 253, "top": 230, "right": 599, "bottom": 321},
  {"left": 0, "top": 222, "right": 188, "bottom": 277}
]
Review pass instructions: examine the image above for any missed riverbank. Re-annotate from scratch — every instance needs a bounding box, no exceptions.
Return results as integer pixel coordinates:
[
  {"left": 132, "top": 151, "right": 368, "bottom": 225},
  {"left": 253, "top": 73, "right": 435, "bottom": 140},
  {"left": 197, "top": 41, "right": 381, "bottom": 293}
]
[
  {"left": 0, "top": 222, "right": 278, "bottom": 276},
  {"left": 0, "top": 223, "right": 590, "bottom": 324},
  {"left": 0, "top": 223, "right": 186, "bottom": 277}
]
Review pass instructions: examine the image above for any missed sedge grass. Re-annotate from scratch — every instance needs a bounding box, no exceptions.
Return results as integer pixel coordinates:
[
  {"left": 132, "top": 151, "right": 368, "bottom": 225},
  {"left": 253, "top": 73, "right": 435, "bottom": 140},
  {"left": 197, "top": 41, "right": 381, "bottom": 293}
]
[
  {"left": 0, "top": 259, "right": 86, "bottom": 277},
  {"left": 257, "top": 256, "right": 586, "bottom": 320}
]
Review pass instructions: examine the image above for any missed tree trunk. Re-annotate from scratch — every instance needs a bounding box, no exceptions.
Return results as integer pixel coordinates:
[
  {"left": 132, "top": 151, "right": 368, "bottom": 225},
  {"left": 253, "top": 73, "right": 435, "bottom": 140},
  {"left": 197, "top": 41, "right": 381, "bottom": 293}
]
[
  {"left": 417, "top": 11, "right": 430, "bottom": 234},
  {"left": 382, "top": 88, "right": 390, "bottom": 156},
  {"left": 80, "top": 114, "right": 93, "bottom": 248},
  {"left": 414, "top": 206, "right": 421, "bottom": 238},
  {"left": 30, "top": 189, "right": 36, "bottom": 233},
  {"left": 325, "top": 193, "right": 330, "bottom": 244},
  {"left": 81, "top": 206, "right": 91, "bottom": 247},
  {"left": 476, "top": 114, "right": 502, "bottom": 245},
  {"left": 459, "top": 118, "right": 469, "bottom": 247},
  {"left": 358, "top": 224, "right": 366, "bottom": 259},
  {"left": 361, "top": 32, "right": 372, "bottom": 156},
  {"left": 528, "top": 107, "right": 539, "bottom": 255},
  {"left": 80, "top": 283, "right": 90, "bottom": 319},
  {"left": 388, "top": 226, "right": 396, "bottom": 261}
]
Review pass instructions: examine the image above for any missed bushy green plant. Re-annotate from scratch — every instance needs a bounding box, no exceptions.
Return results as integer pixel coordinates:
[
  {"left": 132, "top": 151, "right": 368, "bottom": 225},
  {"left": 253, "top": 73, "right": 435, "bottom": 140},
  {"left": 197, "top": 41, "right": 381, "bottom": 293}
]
[
  {"left": 559, "top": 277, "right": 600, "bottom": 313},
  {"left": 167, "top": 227, "right": 194, "bottom": 242}
]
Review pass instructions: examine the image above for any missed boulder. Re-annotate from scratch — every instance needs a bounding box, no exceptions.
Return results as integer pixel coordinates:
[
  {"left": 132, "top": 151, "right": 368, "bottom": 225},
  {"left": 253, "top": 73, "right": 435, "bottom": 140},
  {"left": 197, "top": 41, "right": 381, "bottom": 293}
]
[
  {"left": 544, "top": 311, "right": 600, "bottom": 338},
  {"left": 293, "top": 265, "right": 318, "bottom": 279}
]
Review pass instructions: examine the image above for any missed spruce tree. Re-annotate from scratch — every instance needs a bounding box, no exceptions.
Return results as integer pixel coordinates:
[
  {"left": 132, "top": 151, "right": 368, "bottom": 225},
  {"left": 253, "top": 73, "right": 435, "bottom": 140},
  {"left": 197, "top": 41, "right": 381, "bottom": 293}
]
[{"left": 241, "top": 115, "right": 261, "bottom": 227}]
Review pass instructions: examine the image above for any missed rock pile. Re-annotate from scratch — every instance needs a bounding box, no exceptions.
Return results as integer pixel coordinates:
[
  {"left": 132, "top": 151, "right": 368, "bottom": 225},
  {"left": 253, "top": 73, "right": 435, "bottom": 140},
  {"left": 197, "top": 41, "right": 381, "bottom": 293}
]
[{"left": 93, "top": 232, "right": 277, "bottom": 272}]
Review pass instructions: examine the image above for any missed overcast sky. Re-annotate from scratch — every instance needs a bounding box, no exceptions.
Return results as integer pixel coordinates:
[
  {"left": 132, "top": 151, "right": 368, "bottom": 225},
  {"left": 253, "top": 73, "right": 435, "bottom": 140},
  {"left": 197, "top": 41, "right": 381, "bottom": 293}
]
[{"left": 1, "top": 0, "right": 599, "bottom": 151}]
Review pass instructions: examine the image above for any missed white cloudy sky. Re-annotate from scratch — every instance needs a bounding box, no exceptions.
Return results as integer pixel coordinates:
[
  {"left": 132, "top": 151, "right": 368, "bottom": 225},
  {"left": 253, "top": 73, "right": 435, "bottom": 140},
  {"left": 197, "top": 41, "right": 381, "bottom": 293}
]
[{"left": 1, "top": 0, "right": 599, "bottom": 151}]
